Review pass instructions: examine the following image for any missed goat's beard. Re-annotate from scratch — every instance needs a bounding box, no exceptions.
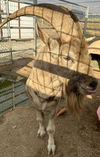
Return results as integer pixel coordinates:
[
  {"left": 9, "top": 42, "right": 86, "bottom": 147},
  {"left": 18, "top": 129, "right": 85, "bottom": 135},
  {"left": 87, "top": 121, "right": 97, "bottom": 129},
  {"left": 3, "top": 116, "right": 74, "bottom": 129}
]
[
  {"left": 64, "top": 83, "right": 85, "bottom": 114},
  {"left": 66, "top": 91, "right": 84, "bottom": 114}
]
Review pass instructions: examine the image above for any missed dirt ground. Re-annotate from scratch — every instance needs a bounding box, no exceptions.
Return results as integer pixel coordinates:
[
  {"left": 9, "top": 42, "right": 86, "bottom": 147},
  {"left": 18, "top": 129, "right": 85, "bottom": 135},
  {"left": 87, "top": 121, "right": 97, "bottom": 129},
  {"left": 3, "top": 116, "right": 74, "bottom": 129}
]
[
  {"left": 0, "top": 38, "right": 100, "bottom": 157},
  {"left": 0, "top": 78, "right": 100, "bottom": 157}
]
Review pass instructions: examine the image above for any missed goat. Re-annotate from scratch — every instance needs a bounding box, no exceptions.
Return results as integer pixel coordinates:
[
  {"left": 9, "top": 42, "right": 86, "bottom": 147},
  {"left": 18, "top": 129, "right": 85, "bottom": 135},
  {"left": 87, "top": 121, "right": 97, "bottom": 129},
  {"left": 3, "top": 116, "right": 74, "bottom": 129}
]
[{"left": 0, "top": 4, "right": 98, "bottom": 155}]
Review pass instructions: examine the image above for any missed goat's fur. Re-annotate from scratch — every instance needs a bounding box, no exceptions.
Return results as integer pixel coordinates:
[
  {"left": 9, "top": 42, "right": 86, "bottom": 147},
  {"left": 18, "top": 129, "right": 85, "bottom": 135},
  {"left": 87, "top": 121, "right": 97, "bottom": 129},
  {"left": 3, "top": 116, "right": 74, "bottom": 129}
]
[{"left": 0, "top": 3, "right": 98, "bottom": 155}]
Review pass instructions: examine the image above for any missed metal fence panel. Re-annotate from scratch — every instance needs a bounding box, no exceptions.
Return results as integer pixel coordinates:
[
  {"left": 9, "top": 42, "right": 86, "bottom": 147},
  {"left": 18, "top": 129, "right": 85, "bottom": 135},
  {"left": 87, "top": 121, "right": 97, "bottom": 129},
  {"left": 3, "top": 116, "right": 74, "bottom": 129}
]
[{"left": 0, "top": 80, "right": 31, "bottom": 114}]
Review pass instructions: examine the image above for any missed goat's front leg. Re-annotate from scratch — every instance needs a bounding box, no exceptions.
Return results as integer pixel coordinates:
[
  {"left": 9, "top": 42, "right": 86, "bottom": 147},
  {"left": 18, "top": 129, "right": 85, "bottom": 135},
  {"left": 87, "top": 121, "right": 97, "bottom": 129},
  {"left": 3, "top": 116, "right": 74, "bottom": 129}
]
[
  {"left": 47, "top": 117, "right": 56, "bottom": 155},
  {"left": 36, "top": 110, "right": 46, "bottom": 137}
]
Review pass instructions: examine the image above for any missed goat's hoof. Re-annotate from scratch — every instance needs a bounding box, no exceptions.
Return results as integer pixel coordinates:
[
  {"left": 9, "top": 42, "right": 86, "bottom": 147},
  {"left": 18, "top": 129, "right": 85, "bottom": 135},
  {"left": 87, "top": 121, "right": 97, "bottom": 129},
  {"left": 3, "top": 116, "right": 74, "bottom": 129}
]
[
  {"left": 37, "top": 127, "right": 46, "bottom": 137},
  {"left": 47, "top": 144, "right": 56, "bottom": 155}
]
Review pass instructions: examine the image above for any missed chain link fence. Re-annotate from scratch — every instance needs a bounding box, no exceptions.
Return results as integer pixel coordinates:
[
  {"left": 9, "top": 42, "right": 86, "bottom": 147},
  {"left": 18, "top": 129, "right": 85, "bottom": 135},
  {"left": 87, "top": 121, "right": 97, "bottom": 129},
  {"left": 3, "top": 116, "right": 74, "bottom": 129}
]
[
  {"left": 0, "top": 0, "right": 13, "bottom": 64},
  {"left": 0, "top": 0, "right": 99, "bottom": 114},
  {"left": 0, "top": 0, "right": 37, "bottom": 65}
]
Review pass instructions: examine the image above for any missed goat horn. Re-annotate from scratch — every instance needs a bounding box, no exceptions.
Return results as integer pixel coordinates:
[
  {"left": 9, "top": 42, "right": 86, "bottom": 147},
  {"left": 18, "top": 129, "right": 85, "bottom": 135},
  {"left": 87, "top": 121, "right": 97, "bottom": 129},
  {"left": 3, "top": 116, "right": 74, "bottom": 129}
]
[{"left": 0, "top": 3, "right": 82, "bottom": 42}]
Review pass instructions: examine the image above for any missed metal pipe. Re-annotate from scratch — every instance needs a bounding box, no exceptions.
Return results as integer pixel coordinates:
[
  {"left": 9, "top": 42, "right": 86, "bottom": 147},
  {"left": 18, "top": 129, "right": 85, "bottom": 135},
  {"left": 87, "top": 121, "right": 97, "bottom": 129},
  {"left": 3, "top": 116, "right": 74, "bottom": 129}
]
[
  {"left": 18, "top": 0, "right": 21, "bottom": 39},
  {"left": 6, "top": 0, "right": 13, "bottom": 63},
  {"left": 33, "top": 0, "right": 37, "bottom": 56},
  {"left": 2, "top": 26, "right": 35, "bottom": 29},
  {"left": 0, "top": 1, "right": 3, "bottom": 38},
  {"left": 12, "top": 82, "right": 15, "bottom": 110},
  {"left": 3, "top": 0, "right": 34, "bottom": 5},
  {"left": 59, "top": 0, "right": 87, "bottom": 8},
  {"left": 83, "top": 6, "right": 89, "bottom": 34}
]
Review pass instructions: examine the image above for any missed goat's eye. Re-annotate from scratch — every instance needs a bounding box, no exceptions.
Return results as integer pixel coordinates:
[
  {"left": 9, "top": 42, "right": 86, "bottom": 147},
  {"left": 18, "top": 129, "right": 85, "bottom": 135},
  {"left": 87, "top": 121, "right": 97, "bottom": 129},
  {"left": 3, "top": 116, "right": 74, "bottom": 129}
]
[{"left": 63, "top": 56, "right": 74, "bottom": 63}]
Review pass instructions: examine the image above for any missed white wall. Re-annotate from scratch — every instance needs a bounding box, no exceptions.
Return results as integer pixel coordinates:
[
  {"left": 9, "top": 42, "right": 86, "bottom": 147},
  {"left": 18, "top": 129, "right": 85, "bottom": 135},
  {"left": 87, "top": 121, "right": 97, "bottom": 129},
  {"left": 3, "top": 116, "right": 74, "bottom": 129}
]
[{"left": 1, "top": 1, "right": 35, "bottom": 40}]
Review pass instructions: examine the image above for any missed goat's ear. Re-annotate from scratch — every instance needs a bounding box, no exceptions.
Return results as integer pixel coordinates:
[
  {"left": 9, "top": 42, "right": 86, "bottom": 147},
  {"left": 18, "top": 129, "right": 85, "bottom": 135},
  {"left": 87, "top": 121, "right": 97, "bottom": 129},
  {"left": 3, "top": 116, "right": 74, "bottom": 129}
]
[
  {"left": 37, "top": 24, "right": 49, "bottom": 44},
  {"left": 37, "top": 24, "right": 60, "bottom": 51},
  {"left": 48, "top": 38, "right": 58, "bottom": 49}
]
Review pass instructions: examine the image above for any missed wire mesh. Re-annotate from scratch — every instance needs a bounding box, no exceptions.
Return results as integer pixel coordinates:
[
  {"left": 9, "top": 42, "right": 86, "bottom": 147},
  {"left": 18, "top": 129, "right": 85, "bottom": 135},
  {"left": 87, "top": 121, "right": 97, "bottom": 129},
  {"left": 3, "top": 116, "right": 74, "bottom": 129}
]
[
  {"left": 0, "top": 0, "right": 12, "bottom": 64},
  {"left": 0, "top": 0, "right": 99, "bottom": 114},
  {"left": 0, "top": 0, "right": 36, "bottom": 40},
  {"left": 24, "top": 2, "right": 97, "bottom": 114},
  {"left": 0, "top": 0, "right": 37, "bottom": 65}
]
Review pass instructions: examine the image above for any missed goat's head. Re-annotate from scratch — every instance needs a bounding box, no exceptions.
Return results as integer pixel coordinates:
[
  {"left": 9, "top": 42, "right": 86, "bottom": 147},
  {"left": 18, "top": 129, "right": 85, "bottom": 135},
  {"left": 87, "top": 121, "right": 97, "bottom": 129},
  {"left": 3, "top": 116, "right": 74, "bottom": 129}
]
[
  {"left": 37, "top": 15, "right": 98, "bottom": 113},
  {"left": 60, "top": 38, "right": 98, "bottom": 95},
  {"left": 37, "top": 23, "right": 97, "bottom": 95}
]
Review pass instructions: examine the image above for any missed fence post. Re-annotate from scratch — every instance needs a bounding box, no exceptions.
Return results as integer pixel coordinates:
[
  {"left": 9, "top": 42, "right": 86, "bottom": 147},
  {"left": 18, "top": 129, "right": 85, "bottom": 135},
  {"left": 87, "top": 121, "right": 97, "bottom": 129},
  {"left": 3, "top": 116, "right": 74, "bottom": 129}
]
[
  {"left": 12, "top": 82, "right": 15, "bottom": 110},
  {"left": 18, "top": 0, "right": 21, "bottom": 39},
  {"left": 0, "top": 1, "right": 3, "bottom": 38},
  {"left": 83, "top": 6, "right": 89, "bottom": 35},
  {"left": 6, "top": 0, "right": 13, "bottom": 63},
  {"left": 34, "top": 0, "right": 37, "bottom": 56}
]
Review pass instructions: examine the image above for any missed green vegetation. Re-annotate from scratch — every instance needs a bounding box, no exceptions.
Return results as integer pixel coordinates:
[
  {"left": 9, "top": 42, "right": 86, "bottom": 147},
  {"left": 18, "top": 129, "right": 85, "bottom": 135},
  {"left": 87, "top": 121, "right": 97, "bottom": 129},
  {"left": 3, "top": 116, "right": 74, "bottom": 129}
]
[{"left": 0, "top": 81, "right": 12, "bottom": 89}]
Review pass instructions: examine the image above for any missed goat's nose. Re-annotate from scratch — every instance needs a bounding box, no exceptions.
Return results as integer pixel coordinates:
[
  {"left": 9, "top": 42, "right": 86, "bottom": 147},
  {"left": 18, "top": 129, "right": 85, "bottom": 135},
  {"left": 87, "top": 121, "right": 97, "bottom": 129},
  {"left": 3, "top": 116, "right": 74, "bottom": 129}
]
[{"left": 89, "top": 80, "right": 98, "bottom": 90}]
